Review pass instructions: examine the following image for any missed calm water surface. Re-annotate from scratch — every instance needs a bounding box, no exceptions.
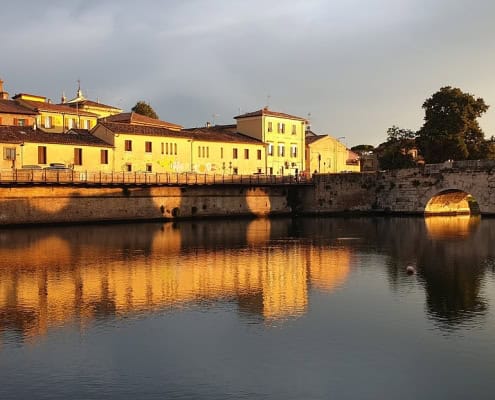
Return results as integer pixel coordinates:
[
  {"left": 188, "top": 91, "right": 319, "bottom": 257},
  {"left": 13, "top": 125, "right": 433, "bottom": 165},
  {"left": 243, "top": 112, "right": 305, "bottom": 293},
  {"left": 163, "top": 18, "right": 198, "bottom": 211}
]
[{"left": 1, "top": 216, "right": 495, "bottom": 399}]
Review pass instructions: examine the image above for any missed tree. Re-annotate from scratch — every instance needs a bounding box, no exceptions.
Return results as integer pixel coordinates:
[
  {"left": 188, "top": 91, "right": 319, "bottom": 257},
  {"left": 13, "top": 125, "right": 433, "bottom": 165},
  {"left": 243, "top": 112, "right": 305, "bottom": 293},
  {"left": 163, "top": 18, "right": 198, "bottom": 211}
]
[
  {"left": 416, "top": 87, "right": 489, "bottom": 163},
  {"left": 376, "top": 126, "right": 418, "bottom": 170},
  {"left": 131, "top": 101, "right": 159, "bottom": 119}
]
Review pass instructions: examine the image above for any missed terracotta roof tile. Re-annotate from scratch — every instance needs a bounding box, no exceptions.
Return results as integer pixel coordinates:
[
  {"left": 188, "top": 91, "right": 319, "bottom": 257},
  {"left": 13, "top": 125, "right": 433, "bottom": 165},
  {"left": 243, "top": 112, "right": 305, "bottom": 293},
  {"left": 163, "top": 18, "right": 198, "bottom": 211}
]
[
  {"left": 0, "top": 126, "right": 112, "bottom": 147},
  {"left": 102, "top": 112, "right": 182, "bottom": 130},
  {"left": 0, "top": 100, "right": 38, "bottom": 115},
  {"left": 234, "top": 107, "right": 307, "bottom": 122},
  {"left": 18, "top": 100, "right": 98, "bottom": 117},
  {"left": 66, "top": 99, "right": 122, "bottom": 111}
]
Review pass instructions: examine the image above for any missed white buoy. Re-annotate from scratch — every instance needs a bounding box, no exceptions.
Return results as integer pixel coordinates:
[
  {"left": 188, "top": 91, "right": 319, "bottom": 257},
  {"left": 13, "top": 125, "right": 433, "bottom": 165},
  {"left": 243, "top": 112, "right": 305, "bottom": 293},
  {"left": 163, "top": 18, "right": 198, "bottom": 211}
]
[{"left": 406, "top": 265, "right": 416, "bottom": 275}]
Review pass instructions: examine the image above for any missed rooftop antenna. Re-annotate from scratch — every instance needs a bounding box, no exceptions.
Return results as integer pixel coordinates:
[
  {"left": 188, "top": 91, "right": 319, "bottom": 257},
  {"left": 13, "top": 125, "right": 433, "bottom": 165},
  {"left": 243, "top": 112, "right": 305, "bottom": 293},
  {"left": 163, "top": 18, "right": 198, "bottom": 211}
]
[
  {"left": 212, "top": 113, "right": 219, "bottom": 125},
  {"left": 266, "top": 94, "right": 271, "bottom": 109}
]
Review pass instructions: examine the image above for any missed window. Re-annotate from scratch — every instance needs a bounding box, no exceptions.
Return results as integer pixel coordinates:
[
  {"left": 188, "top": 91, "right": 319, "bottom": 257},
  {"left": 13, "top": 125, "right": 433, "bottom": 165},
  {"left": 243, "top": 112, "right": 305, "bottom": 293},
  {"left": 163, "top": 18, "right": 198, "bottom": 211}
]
[
  {"left": 125, "top": 140, "right": 132, "bottom": 151},
  {"left": 278, "top": 143, "right": 285, "bottom": 157},
  {"left": 17, "top": 119, "right": 26, "bottom": 126},
  {"left": 67, "top": 118, "right": 76, "bottom": 129},
  {"left": 146, "top": 163, "right": 152, "bottom": 172},
  {"left": 174, "top": 143, "right": 177, "bottom": 155},
  {"left": 100, "top": 149, "right": 108, "bottom": 164},
  {"left": 291, "top": 144, "right": 297, "bottom": 157},
  {"left": 38, "top": 146, "right": 47, "bottom": 164},
  {"left": 161, "top": 143, "right": 164, "bottom": 154},
  {"left": 221, "top": 147, "right": 224, "bottom": 158},
  {"left": 145, "top": 141, "right": 152, "bottom": 153},
  {"left": 233, "top": 148, "right": 238, "bottom": 159},
  {"left": 233, "top": 167, "right": 238, "bottom": 175},
  {"left": 292, "top": 124, "right": 297, "bottom": 135},
  {"left": 85, "top": 120, "right": 92, "bottom": 130},
  {"left": 125, "top": 163, "right": 132, "bottom": 172},
  {"left": 198, "top": 146, "right": 201, "bottom": 158},
  {"left": 267, "top": 143, "right": 274, "bottom": 156},
  {"left": 244, "top": 149, "right": 249, "bottom": 159},
  {"left": 74, "top": 148, "right": 82, "bottom": 165},
  {"left": 267, "top": 122, "right": 273, "bottom": 132},
  {"left": 3, "top": 147, "right": 16, "bottom": 160},
  {"left": 277, "top": 122, "right": 285, "bottom": 133},
  {"left": 165, "top": 143, "right": 169, "bottom": 155},
  {"left": 257, "top": 149, "right": 262, "bottom": 160},
  {"left": 43, "top": 116, "right": 52, "bottom": 129}
]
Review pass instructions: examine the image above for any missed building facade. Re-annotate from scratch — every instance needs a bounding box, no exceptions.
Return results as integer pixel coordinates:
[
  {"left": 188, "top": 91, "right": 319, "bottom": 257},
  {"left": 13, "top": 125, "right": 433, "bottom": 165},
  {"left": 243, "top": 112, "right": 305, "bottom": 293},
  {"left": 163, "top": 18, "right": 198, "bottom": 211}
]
[{"left": 234, "top": 108, "right": 307, "bottom": 175}]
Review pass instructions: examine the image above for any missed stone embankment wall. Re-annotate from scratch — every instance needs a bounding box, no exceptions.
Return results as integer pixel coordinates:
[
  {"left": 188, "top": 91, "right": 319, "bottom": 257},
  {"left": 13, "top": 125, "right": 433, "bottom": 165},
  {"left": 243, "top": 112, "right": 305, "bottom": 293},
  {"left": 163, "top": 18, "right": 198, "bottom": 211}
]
[{"left": 0, "top": 185, "right": 293, "bottom": 225}]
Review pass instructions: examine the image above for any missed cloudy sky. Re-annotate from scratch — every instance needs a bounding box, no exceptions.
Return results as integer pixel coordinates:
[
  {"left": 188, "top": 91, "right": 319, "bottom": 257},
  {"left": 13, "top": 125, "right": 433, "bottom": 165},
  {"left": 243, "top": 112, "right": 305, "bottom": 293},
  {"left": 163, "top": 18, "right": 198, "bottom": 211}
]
[{"left": 1, "top": 0, "right": 494, "bottom": 146}]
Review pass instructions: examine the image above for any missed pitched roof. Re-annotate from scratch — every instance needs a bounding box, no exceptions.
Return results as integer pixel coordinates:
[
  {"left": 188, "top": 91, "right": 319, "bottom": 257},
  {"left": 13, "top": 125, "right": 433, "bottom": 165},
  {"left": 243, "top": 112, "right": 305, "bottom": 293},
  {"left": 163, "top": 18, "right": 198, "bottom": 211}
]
[
  {"left": 18, "top": 100, "right": 98, "bottom": 117},
  {"left": 102, "top": 112, "right": 182, "bottom": 130},
  {"left": 66, "top": 99, "right": 122, "bottom": 111},
  {"left": 0, "top": 126, "right": 112, "bottom": 147},
  {"left": 99, "top": 122, "right": 263, "bottom": 145},
  {"left": 0, "top": 99, "right": 38, "bottom": 115},
  {"left": 305, "top": 135, "right": 327, "bottom": 145},
  {"left": 234, "top": 107, "right": 307, "bottom": 122}
]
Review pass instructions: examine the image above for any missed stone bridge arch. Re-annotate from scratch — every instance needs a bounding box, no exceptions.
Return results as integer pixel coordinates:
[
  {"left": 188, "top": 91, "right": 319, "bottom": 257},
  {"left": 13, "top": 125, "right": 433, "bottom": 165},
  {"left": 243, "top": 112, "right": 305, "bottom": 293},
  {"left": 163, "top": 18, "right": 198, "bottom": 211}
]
[{"left": 424, "top": 189, "right": 480, "bottom": 215}]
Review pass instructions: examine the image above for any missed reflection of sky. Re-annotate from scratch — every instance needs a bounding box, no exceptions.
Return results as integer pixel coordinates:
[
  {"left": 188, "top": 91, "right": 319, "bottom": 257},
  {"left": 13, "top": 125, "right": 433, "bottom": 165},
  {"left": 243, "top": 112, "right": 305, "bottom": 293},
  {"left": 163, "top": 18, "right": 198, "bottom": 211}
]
[{"left": 2, "top": 218, "right": 495, "bottom": 399}]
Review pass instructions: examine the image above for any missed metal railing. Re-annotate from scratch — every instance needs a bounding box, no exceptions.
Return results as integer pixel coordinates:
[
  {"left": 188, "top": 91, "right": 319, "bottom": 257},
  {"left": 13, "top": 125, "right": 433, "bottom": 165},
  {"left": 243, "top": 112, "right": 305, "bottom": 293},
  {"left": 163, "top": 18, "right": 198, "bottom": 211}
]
[
  {"left": 0, "top": 169, "right": 312, "bottom": 186},
  {"left": 423, "top": 159, "right": 495, "bottom": 174}
]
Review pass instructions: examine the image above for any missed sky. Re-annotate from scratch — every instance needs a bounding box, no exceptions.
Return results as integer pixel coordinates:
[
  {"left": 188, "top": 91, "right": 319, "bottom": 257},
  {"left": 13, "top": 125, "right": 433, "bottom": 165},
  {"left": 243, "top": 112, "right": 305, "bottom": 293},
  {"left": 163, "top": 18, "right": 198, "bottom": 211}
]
[{"left": 1, "top": 0, "right": 494, "bottom": 147}]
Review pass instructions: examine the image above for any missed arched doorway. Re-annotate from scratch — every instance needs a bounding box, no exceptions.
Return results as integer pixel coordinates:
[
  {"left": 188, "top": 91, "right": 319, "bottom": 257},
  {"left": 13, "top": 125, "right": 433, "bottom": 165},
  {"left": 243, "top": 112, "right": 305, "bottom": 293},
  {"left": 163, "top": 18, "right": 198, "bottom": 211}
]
[{"left": 424, "top": 189, "right": 480, "bottom": 216}]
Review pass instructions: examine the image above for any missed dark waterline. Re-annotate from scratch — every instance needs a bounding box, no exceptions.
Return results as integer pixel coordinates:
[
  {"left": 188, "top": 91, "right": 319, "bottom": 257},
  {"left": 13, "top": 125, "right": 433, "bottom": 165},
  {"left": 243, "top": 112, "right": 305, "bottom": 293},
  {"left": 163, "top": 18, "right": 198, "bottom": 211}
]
[{"left": 1, "top": 216, "right": 494, "bottom": 399}]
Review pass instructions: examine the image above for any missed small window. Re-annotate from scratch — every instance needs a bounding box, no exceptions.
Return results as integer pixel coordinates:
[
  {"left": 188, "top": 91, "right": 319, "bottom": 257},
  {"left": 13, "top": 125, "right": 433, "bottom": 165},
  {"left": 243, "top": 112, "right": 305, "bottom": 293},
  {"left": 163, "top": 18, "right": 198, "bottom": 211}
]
[
  {"left": 277, "top": 123, "right": 285, "bottom": 133},
  {"left": 233, "top": 148, "right": 238, "bottom": 159},
  {"left": 278, "top": 143, "right": 285, "bottom": 157},
  {"left": 125, "top": 163, "right": 132, "bottom": 172},
  {"left": 161, "top": 143, "right": 164, "bottom": 154},
  {"left": 17, "top": 119, "right": 26, "bottom": 127},
  {"left": 43, "top": 116, "right": 52, "bottom": 129},
  {"left": 291, "top": 144, "right": 297, "bottom": 158},
  {"left": 85, "top": 120, "right": 92, "bottom": 129},
  {"left": 146, "top": 163, "right": 152, "bottom": 172},
  {"left": 198, "top": 146, "right": 201, "bottom": 158},
  {"left": 257, "top": 149, "right": 262, "bottom": 160},
  {"left": 74, "top": 148, "right": 83, "bottom": 165},
  {"left": 100, "top": 149, "right": 108, "bottom": 164},
  {"left": 220, "top": 147, "right": 224, "bottom": 158},
  {"left": 38, "top": 146, "right": 47, "bottom": 164},
  {"left": 292, "top": 124, "right": 297, "bottom": 135},
  {"left": 244, "top": 149, "right": 249, "bottom": 159},
  {"left": 267, "top": 122, "right": 273, "bottom": 132},
  {"left": 267, "top": 143, "right": 274, "bottom": 156},
  {"left": 233, "top": 167, "right": 238, "bottom": 175},
  {"left": 145, "top": 141, "right": 152, "bottom": 153},
  {"left": 3, "top": 147, "right": 16, "bottom": 161},
  {"left": 174, "top": 143, "right": 177, "bottom": 155},
  {"left": 125, "top": 140, "right": 132, "bottom": 151}
]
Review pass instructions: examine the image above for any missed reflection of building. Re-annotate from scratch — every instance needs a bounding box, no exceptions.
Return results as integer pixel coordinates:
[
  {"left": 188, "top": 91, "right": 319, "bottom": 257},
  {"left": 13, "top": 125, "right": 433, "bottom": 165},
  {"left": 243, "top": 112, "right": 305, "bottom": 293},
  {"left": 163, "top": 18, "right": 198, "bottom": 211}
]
[
  {"left": 0, "top": 225, "right": 351, "bottom": 341},
  {"left": 425, "top": 215, "right": 480, "bottom": 240}
]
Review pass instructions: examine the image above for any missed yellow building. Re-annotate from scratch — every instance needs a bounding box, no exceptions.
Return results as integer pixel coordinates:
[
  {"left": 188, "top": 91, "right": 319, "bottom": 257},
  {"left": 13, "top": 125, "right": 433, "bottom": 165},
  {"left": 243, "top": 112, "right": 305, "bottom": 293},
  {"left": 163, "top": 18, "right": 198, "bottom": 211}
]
[
  {"left": 13, "top": 93, "right": 99, "bottom": 133},
  {"left": 184, "top": 125, "right": 266, "bottom": 175},
  {"left": 234, "top": 107, "right": 307, "bottom": 176},
  {"left": 305, "top": 134, "right": 360, "bottom": 174},
  {"left": 63, "top": 87, "right": 122, "bottom": 118},
  {"left": 0, "top": 80, "right": 38, "bottom": 127},
  {"left": 92, "top": 122, "right": 266, "bottom": 174},
  {"left": 0, "top": 126, "right": 113, "bottom": 171}
]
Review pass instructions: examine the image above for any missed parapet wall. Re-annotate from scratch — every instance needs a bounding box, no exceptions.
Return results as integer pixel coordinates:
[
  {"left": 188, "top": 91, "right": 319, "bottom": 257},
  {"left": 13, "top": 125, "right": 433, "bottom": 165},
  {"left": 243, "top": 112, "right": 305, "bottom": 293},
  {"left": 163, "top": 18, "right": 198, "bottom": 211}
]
[{"left": 0, "top": 185, "right": 294, "bottom": 225}]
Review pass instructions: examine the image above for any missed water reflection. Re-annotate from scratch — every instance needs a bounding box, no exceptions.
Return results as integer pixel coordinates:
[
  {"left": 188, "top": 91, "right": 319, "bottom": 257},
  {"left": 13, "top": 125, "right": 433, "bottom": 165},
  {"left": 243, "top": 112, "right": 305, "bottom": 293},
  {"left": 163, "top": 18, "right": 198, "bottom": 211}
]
[
  {"left": 0, "top": 219, "right": 351, "bottom": 342},
  {"left": 1, "top": 215, "right": 495, "bottom": 343}
]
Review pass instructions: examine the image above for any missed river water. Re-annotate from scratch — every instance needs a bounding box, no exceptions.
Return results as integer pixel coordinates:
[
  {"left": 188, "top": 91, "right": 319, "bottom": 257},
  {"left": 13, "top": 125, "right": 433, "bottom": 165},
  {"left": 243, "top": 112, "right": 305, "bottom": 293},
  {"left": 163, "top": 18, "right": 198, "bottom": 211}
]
[{"left": 0, "top": 216, "right": 494, "bottom": 399}]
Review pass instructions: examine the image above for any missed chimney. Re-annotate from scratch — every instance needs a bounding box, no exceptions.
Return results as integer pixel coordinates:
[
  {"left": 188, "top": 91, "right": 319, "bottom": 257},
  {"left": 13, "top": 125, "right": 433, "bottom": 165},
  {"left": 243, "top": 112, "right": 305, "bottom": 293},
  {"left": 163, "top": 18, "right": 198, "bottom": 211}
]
[
  {"left": 61, "top": 92, "right": 67, "bottom": 103},
  {"left": 0, "top": 79, "right": 9, "bottom": 100},
  {"left": 206, "top": 122, "right": 211, "bottom": 128}
]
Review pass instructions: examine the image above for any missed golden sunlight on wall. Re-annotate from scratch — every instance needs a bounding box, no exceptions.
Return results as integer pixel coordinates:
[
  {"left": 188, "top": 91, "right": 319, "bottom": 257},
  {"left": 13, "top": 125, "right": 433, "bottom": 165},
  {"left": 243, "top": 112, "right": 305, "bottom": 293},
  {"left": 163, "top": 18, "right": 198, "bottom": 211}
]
[
  {"left": 424, "top": 191, "right": 475, "bottom": 215},
  {"left": 0, "top": 229, "right": 352, "bottom": 341}
]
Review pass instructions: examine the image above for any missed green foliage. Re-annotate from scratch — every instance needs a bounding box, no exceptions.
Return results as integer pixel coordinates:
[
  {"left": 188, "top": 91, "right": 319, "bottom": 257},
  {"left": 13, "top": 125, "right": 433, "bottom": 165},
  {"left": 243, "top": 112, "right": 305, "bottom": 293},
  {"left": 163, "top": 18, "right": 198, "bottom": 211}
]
[
  {"left": 131, "top": 101, "right": 159, "bottom": 119},
  {"left": 351, "top": 144, "right": 375, "bottom": 153},
  {"left": 416, "top": 87, "right": 489, "bottom": 163},
  {"left": 376, "top": 126, "right": 417, "bottom": 170}
]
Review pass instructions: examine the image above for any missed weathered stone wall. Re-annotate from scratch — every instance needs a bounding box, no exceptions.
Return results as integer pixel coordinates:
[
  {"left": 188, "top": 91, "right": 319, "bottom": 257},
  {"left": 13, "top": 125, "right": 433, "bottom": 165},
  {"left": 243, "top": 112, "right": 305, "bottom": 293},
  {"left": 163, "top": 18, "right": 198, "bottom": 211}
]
[
  {"left": 0, "top": 185, "right": 293, "bottom": 225},
  {"left": 309, "top": 168, "right": 495, "bottom": 215}
]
